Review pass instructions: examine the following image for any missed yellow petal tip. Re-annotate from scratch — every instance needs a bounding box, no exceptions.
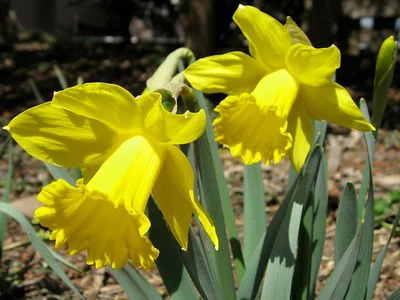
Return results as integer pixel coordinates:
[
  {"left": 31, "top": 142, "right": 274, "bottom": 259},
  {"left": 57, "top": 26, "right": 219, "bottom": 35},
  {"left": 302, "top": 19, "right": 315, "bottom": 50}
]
[{"left": 2, "top": 125, "right": 10, "bottom": 131}]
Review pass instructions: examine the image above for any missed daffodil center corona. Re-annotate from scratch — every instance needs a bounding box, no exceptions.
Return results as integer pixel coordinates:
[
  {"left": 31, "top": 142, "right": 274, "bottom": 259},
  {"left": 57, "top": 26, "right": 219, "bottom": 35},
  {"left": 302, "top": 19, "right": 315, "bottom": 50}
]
[
  {"left": 87, "top": 135, "right": 166, "bottom": 213},
  {"left": 251, "top": 69, "right": 299, "bottom": 119}
]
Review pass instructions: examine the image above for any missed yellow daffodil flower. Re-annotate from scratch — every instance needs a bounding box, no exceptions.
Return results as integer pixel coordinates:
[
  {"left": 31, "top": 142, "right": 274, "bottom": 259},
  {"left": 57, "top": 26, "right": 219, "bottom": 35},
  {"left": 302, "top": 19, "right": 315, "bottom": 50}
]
[
  {"left": 184, "top": 5, "right": 375, "bottom": 171},
  {"left": 4, "top": 83, "right": 218, "bottom": 269}
]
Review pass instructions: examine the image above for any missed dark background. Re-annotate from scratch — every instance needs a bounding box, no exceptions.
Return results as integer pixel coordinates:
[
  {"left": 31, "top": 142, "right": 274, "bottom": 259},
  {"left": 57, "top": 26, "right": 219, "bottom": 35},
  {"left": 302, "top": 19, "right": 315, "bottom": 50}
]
[{"left": 1, "top": 0, "right": 400, "bottom": 127}]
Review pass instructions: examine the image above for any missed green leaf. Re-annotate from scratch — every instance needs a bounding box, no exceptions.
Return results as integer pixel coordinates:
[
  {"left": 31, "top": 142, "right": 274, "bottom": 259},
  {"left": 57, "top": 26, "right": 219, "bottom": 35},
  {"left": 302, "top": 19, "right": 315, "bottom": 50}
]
[
  {"left": 0, "top": 140, "right": 13, "bottom": 257},
  {"left": 243, "top": 163, "right": 266, "bottom": 266},
  {"left": 313, "top": 121, "right": 328, "bottom": 145},
  {"left": 345, "top": 174, "right": 374, "bottom": 299},
  {"left": 261, "top": 199, "right": 305, "bottom": 300},
  {"left": 192, "top": 90, "right": 242, "bottom": 294},
  {"left": 292, "top": 194, "right": 313, "bottom": 300},
  {"left": 45, "top": 163, "right": 76, "bottom": 186},
  {"left": 367, "top": 204, "right": 400, "bottom": 299},
  {"left": 334, "top": 182, "right": 358, "bottom": 265},
  {"left": 238, "top": 145, "right": 322, "bottom": 300},
  {"left": 109, "top": 265, "right": 162, "bottom": 300},
  {"left": 147, "top": 198, "right": 200, "bottom": 300},
  {"left": 179, "top": 226, "right": 220, "bottom": 300},
  {"left": 318, "top": 227, "right": 363, "bottom": 300},
  {"left": 50, "top": 250, "right": 83, "bottom": 273},
  {"left": 320, "top": 108, "right": 376, "bottom": 299},
  {"left": 0, "top": 202, "right": 83, "bottom": 299},
  {"left": 54, "top": 65, "right": 68, "bottom": 90},
  {"left": 309, "top": 151, "right": 329, "bottom": 299},
  {"left": 185, "top": 57, "right": 244, "bottom": 284},
  {"left": 358, "top": 99, "right": 376, "bottom": 218},
  {"left": 388, "top": 287, "right": 400, "bottom": 300},
  {"left": 261, "top": 147, "right": 322, "bottom": 300}
]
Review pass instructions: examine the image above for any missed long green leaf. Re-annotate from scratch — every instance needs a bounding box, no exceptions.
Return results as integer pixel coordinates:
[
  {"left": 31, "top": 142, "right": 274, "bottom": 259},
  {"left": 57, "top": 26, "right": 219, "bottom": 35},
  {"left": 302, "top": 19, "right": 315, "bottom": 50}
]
[
  {"left": 109, "top": 265, "right": 162, "bottom": 300},
  {"left": 358, "top": 99, "right": 376, "bottom": 218},
  {"left": 0, "top": 202, "right": 83, "bottom": 298},
  {"left": 292, "top": 194, "right": 313, "bottom": 300},
  {"left": 147, "top": 198, "right": 199, "bottom": 300},
  {"left": 186, "top": 55, "right": 244, "bottom": 281},
  {"left": 293, "top": 121, "right": 328, "bottom": 300},
  {"left": 179, "top": 226, "right": 219, "bottom": 300},
  {"left": 345, "top": 173, "right": 374, "bottom": 299},
  {"left": 318, "top": 227, "right": 362, "bottom": 300},
  {"left": 0, "top": 140, "right": 13, "bottom": 258},
  {"left": 319, "top": 125, "right": 375, "bottom": 299},
  {"left": 243, "top": 163, "right": 266, "bottom": 266},
  {"left": 309, "top": 151, "right": 328, "bottom": 299},
  {"left": 261, "top": 148, "right": 322, "bottom": 299},
  {"left": 366, "top": 197, "right": 400, "bottom": 299},
  {"left": 261, "top": 200, "right": 305, "bottom": 300},
  {"left": 334, "top": 182, "right": 358, "bottom": 265},
  {"left": 192, "top": 90, "right": 241, "bottom": 296},
  {"left": 238, "top": 146, "right": 322, "bottom": 300}
]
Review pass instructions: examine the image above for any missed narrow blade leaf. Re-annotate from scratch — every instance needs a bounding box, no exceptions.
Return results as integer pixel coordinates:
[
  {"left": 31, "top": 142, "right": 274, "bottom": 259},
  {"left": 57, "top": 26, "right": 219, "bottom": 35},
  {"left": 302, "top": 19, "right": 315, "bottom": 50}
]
[
  {"left": 0, "top": 140, "right": 13, "bottom": 256},
  {"left": 334, "top": 182, "right": 358, "bottom": 265},
  {"left": 147, "top": 198, "right": 200, "bottom": 300},
  {"left": 243, "top": 163, "right": 266, "bottom": 266},
  {"left": 238, "top": 146, "right": 322, "bottom": 300},
  {"left": 109, "top": 265, "right": 162, "bottom": 300},
  {"left": 309, "top": 151, "right": 329, "bottom": 299},
  {"left": 192, "top": 89, "right": 241, "bottom": 295}
]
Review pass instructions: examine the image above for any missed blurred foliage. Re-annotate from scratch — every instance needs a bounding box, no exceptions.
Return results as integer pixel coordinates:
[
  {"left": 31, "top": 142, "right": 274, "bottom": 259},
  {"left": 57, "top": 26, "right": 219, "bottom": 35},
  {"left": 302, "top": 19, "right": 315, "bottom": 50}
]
[{"left": 375, "top": 188, "right": 400, "bottom": 220}]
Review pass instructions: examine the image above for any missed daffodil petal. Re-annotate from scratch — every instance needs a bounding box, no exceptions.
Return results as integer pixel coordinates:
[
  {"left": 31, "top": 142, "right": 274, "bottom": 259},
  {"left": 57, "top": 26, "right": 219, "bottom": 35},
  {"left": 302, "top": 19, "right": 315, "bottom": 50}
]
[
  {"left": 287, "top": 102, "right": 313, "bottom": 172},
  {"left": 213, "top": 94, "right": 293, "bottom": 165},
  {"left": 184, "top": 51, "right": 266, "bottom": 95},
  {"left": 233, "top": 5, "right": 292, "bottom": 70},
  {"left": 52, "top": 83, "right": 143, "bottom": 133},
  {"left": 137, "top": 93, "right": 206, "bottom": 144},
  {"left": 284, "top": 16, "right": 311, "bottom": 45},
  {"left": 4, "top": 103, "right": 117, "bottom": 168},
  {"left": 88, "top": 135, "right": 165, "bottom": 213},
  {"left": 35, "top": 179, "right": 159, "bottom": 269},
  {"left": 300, "top": 83, "right": 375, "bottom": 131},
  {"left": 286, "top": 43, "right": 340, "bottom": 86},
  {"left": 152, "top": 145, "right": 218, "bottom": 251}
]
